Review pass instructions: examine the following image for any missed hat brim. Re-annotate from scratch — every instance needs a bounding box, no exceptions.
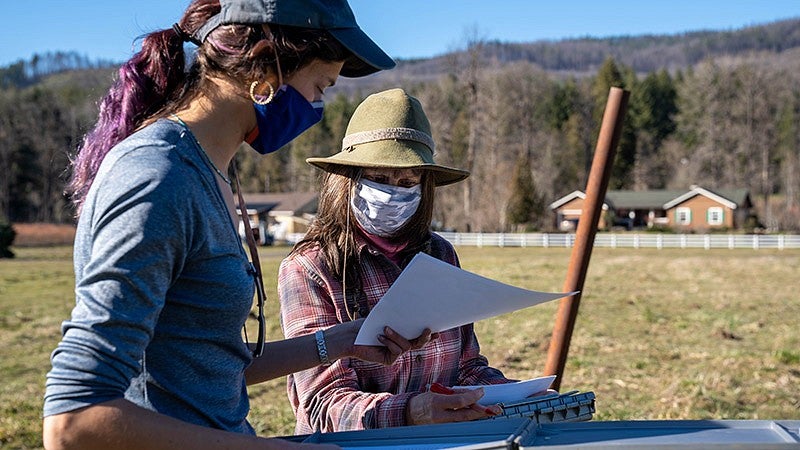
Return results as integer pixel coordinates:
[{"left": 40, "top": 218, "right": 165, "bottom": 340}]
[
  {"left": 328, "top": 27, "right": 396, "bottom": 77},
  {"left": 306, "top": 140, "right": 469, "bottom": 186}
]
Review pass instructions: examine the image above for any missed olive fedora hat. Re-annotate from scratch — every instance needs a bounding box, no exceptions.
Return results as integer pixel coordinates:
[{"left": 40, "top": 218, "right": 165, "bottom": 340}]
[{"left": 306, "top": 88, "right": 470, "bottom": 186}]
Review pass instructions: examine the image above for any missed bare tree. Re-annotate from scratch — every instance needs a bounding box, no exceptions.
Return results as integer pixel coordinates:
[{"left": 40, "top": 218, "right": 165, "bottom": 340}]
[
  {"left": 432, "top": 26, "right": 490, "bottom": 231},
  {"left": 416, "top": 76, "right": 469, "bottom": 231},
  {"left": 674, "top": 61, "right": 740, "bottom": 189},
  {"left": 774, "top": 72, "right": 800, "bottom": 231}
]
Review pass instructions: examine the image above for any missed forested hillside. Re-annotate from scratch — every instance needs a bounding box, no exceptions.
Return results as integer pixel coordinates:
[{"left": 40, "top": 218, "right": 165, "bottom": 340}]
[
  {"left": 2, "top": 18, "right": 800, "bottom": 231},
  {"left": 335, "top": 17, "right": 800, "bottom": 91}
]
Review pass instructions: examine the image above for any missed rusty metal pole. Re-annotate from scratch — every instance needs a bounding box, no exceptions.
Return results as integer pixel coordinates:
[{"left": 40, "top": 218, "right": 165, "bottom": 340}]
[{"left": 544, "top": 87, "right": 630, "bottom": 391}]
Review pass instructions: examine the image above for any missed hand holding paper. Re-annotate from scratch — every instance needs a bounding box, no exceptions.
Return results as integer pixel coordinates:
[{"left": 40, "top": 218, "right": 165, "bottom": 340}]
[
  {"left": 355, "top": 253, "right": 577, "bottom": 345},
  {"left": 456, "top": 375, "right": 557, "bottom": 404}
]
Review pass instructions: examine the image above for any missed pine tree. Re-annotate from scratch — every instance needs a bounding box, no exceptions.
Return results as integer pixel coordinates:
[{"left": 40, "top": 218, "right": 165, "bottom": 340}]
[
  {"left": 630, "top": 70, "right": 678, "bottom": 189},
  {"left": 506, "top": 153, "right": 545, "bottom": 231},
  {"left": 0, "top": 221, "right": 15, "bottom": 258},
  {"left": 593, "top": 57, "right": 637, "bottom": 189}
]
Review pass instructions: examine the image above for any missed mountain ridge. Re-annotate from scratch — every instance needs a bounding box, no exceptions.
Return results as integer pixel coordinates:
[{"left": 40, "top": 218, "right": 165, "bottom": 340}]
[{"left": 331, "top": 17, "right": 800, "bottom": 93}]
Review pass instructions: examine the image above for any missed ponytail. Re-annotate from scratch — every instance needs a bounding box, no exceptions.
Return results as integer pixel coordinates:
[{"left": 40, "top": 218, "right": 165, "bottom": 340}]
[
  {"left": 68, "top": 0, "right": 350, "bottom": 215},
  {"left": 67, "top": 26, "right": 188, "bottom": 214}
]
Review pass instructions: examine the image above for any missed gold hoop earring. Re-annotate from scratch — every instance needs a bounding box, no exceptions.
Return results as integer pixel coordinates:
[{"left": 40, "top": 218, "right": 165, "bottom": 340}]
[{"left": 250, "top": 80, "right": 274, "bottom": 105}]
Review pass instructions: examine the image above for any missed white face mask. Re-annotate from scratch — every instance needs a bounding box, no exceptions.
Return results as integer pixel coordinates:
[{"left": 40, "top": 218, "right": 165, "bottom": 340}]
[{"left": 351, "top": 178, "right": 422, "bottom": 237}]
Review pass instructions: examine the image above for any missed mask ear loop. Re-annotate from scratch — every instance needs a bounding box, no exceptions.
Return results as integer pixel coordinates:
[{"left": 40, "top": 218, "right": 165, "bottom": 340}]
[
  {"left": 251, "top": 29, "right": 285, "bottom": 103},
  {"left": 272, "top": 43, "right": 284, "bottom": 87}
]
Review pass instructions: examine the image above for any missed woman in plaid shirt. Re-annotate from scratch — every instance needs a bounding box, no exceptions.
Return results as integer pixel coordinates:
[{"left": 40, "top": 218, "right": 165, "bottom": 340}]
[{"left": 279, "top": 88, "right": 513, "bottom": 433}]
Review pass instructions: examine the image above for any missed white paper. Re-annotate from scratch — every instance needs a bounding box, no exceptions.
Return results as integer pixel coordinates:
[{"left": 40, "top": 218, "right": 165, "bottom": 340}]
[
  {"left": 355, "top": 252, "right": 576, "bottom": 345},
  {"left": 457, "top": 375, "right": 557, "bottom": 404}
]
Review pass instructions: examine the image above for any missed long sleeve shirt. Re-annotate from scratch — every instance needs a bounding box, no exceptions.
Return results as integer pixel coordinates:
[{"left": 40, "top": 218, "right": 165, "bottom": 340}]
[
  {"left": 279, "top": 233, "right": 511, "bottom": 433},
  {"left": 44, "top": 119, "right": 256, "bottom": 434}
]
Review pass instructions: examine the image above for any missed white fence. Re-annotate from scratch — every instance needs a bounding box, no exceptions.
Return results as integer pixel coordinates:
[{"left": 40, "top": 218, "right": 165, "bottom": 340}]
[
  {"left": 284, "top": 232, "right": 800, "bottom": 249},
  {"left": 436, "top": 232, "right": 800, "bottom": 250}
]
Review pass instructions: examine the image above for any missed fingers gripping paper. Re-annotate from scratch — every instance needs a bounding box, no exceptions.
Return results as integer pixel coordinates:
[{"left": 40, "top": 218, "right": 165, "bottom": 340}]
[{"left": 355, "top": 253, "right": 577, "bottom": 345}]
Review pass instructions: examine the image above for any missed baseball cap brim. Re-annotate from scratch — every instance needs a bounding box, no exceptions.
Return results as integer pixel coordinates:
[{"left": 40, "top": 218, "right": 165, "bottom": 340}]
[{"left": 328, "top": 27, "right": 396, "bottom": 77}]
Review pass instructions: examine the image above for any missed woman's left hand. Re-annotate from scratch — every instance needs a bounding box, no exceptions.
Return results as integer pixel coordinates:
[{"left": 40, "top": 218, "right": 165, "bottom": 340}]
[{"left": 358, "top": 325, "right": 436, "bottom": 365}]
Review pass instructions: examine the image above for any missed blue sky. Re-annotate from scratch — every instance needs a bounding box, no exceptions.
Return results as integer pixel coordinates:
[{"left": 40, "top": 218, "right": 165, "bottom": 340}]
[{"left": 3, "top": 1, "right": 800, "bottom": 66}]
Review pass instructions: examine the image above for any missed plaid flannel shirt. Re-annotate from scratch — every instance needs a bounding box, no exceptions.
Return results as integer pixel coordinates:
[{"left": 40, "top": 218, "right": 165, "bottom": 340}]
[{"left": 279, "top": 233, "right": 511, "bottom": 433}]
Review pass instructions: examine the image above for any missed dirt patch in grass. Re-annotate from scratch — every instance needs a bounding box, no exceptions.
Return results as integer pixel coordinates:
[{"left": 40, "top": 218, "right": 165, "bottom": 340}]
[{"left": 11, "top": 223, "right": 76, "bottom": 247}]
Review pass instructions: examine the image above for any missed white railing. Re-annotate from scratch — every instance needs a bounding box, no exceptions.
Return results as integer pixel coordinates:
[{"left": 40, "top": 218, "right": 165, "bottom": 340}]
[
  {"left": 437, "top": 232, "right": 800, "bottom": 250},
  {"left": 285, "top": 232, "right": 800, "bottom": 250}
]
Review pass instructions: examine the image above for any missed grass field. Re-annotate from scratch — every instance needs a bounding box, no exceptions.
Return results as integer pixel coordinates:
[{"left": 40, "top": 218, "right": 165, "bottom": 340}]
[{"left": 1, "top": 245, "right": 799, "bottom": 448}]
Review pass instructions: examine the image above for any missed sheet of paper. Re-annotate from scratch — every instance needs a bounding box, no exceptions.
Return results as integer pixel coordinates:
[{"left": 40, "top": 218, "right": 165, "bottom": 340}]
[
  {"left": 457, "top": 375, "right": 557, "bottom": 404},
  {"left": 355, "top": 252, "right": 576, "bottom": 345}
]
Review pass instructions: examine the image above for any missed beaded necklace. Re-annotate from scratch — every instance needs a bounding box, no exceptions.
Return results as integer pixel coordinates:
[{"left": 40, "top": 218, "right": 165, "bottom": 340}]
[{"left": 170, "top": 114, "right": 232, "bottom": 185}]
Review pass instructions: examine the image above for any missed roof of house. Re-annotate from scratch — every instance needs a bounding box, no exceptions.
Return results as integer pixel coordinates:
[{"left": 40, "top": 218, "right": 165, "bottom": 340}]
[
  {"left": 605, "top": 190, "right": 686, "bottom": 209},
  {"left": 239, "top": 192, "right": 318, "bottom": 215},
  {"left": 663, "top": 187, "right": 750, "bottom": 210},
  {"left": 550, "top": 187, "right": 751, "bottom": 211},
  {"left": 548, "top": 190, "right": 595, "bottom": 210}
]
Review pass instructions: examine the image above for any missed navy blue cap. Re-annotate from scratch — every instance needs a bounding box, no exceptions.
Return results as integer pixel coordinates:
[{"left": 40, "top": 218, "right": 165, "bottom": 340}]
[{"left": 194, "top": 0, "right": 395, "bottom": 77}]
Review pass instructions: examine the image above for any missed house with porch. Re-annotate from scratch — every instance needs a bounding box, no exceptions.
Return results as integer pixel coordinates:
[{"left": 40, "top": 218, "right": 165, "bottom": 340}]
[
  {"left": 549, "top": 186, "right": 752, "bottom": 232},
  {"left": 237, "top": 192, "right": 318, "bottom": 244}
]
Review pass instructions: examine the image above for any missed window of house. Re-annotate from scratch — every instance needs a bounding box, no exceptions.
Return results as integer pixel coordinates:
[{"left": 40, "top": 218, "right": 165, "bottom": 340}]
[
  {"left": 675, "top": 207, "right": 691, "bottom": 225},
  {"left": 707, "top": 206, "right": 723, "bottom": 225}
]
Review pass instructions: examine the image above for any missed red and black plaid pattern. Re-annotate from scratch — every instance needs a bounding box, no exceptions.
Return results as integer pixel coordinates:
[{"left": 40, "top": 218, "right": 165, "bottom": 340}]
[{"left": 279, "top": 233, "right": 511, "bottom": 433}]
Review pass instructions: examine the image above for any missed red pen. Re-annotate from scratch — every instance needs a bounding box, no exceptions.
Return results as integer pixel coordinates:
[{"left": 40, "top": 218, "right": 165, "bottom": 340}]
[{"left": 429, "top": 382, "right": 498, "bottom": 416}]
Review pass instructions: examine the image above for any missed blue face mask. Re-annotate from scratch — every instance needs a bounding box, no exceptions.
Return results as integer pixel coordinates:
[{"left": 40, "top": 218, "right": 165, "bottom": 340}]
[{"left": 246, "top": 85, "right": 324, "bottom": 155}]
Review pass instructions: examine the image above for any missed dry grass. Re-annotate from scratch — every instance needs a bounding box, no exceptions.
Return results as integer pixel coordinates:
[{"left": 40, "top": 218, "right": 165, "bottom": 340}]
[
  {"left": 464, "top": 248, "right": 800, "bottom": 422},
  {"left": 10, "top": 223, "right": 76, "bottom": 247},
  {"left": 1, "top": 245, "right": 798, "bottom": 448}
]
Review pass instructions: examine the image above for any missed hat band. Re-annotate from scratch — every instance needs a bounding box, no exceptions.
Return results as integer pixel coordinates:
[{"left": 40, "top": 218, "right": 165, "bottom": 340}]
[{"left": 342, "top": 127, "right": 434, "bottom": 152}]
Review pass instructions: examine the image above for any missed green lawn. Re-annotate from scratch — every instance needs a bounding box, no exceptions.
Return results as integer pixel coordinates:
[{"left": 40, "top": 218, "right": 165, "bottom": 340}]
[{"left": 1, "top": 245, "right": 798, "bottom": 448}]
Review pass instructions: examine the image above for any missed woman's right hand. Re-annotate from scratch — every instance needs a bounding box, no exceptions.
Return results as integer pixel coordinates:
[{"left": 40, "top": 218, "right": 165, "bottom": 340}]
[{"left": 404, "top": 389, "right": 501, "bottom": 425}]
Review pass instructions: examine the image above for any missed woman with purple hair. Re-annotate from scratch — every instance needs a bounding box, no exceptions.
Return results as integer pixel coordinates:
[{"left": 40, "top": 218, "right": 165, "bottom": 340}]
[{"left": 43, "top": 1, "right": 431, "bottom": 448}]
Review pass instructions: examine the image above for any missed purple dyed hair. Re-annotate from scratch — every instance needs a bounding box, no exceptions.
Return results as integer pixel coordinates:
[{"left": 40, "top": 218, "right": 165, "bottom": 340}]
[{"left": 67, "top": 0, "right": 350, "bottom": 215}]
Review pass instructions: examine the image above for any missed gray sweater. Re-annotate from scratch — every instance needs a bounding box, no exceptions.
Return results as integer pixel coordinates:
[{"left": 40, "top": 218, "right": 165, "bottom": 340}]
[{"left": 45, "top": 119, "right": 256, "bottom": 434}]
